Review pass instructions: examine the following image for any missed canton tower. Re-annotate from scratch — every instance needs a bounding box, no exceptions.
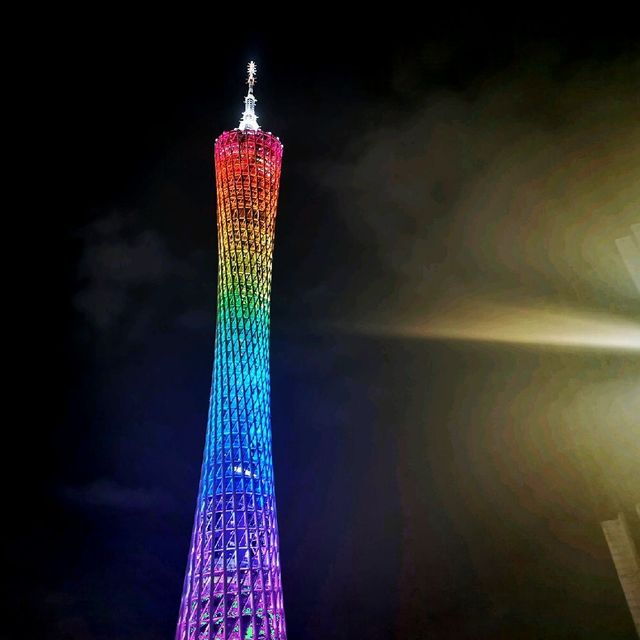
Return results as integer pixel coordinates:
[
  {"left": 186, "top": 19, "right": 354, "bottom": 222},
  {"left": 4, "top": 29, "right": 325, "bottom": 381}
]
[{"left": 176, "top": 62, "right": 287, "bottom": 640}]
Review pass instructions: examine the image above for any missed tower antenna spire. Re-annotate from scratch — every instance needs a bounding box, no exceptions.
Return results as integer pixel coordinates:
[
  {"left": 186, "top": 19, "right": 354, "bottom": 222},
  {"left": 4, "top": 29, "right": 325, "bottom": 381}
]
[{"left": 239, "top": 60, "right": 260, "bottom": 131}]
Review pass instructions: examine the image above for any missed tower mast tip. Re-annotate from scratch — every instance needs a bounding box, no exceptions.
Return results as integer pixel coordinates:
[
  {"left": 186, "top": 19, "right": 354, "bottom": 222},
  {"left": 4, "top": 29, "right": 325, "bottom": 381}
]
[
  {"left": 247, "top": 61, "right": 257, "bottom": 87},
  {"left": 239, "top": 60, "right": 260, "bottom": 131}
]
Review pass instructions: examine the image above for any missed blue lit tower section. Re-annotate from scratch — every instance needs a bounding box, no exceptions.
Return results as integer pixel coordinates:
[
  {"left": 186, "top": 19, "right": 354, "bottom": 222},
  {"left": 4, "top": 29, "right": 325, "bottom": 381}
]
[{"left": 176, "top": 61, "right": 287, "bottom": 640}]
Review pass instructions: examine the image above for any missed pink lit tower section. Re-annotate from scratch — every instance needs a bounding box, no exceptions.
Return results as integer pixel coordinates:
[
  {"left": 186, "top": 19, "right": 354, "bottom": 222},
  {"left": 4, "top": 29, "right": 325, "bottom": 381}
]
[{"left": 176, "top": 62, "right": 287, "bottom": 640}]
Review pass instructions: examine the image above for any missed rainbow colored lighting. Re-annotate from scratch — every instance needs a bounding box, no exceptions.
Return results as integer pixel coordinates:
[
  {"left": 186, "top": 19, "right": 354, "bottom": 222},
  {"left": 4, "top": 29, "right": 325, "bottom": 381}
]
[{"left": 176, "top": 64, "right": 286, "bottom": 640}]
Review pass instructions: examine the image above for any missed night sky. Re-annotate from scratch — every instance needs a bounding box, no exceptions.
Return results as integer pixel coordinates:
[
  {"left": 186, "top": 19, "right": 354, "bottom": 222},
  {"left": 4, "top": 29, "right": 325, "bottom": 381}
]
[{"left": 17, "top": 16, "right": 640, "bottom": 640}]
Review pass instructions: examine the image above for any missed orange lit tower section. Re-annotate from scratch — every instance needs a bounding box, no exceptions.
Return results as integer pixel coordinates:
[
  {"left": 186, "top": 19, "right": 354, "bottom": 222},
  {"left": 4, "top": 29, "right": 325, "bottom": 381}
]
[{"left": 176, "top": 62, "right": 287, "bottom": 640}]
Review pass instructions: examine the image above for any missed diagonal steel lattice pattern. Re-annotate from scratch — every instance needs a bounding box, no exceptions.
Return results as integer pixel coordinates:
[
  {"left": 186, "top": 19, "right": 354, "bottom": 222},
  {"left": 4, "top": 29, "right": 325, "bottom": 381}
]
[{"left": 176, "top": 127, "right": 286, "bottom": 640}]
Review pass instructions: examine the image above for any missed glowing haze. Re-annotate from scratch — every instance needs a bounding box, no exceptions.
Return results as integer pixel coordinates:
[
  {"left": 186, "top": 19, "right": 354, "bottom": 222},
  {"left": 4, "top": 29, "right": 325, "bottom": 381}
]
[
  {"left": 330, "top": 53, "right": 640, "bottom": 355},
  {"left": 365, "top": 298, "right": 640, "bottom": 351}
]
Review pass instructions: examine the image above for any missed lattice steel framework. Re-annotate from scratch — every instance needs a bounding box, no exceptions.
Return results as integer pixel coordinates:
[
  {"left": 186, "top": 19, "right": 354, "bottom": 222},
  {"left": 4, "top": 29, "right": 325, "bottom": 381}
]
[{"left": 176, "top": 64, "right": 286, "bottom": 640}]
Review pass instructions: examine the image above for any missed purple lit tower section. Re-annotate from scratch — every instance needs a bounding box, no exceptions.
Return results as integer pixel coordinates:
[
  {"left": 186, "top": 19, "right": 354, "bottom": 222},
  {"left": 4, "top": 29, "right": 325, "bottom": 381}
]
[{"left": 176, "top": 62, "right": 287, "bottom": 640}]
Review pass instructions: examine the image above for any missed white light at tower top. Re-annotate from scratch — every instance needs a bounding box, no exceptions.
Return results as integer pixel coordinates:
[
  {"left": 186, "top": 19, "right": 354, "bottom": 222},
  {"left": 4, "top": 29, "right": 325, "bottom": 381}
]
[
  {"left": 247, "top": 61, "right": 257, "bottom": 87},
  {"left": 239, "top": 60, "right": 260, "bottom": 131}
]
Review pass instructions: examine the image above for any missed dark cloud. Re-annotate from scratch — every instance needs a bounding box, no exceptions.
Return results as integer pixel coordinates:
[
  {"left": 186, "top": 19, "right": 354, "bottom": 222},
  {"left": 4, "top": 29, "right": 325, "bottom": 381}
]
[
  {"left": 74, "top": 212, "right": 210, "bottom": 346},
  {"left": 324, "top": 51, "right": 640, "bottom": 324},
  {"left": 175, "top": 308, "right": 214, "bottom": 330},
  {"left": 74, "top": 212, "right": 192, "bottom": 333},
  {"left": 60, "top": 478, "right": 174, "bottom": 511}
]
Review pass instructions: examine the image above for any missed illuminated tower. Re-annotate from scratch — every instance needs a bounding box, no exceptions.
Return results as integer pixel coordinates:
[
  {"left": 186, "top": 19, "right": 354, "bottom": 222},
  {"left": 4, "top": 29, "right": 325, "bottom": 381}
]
[{"left": 176, "top": 62, "right": 286, "bottom": 640}]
